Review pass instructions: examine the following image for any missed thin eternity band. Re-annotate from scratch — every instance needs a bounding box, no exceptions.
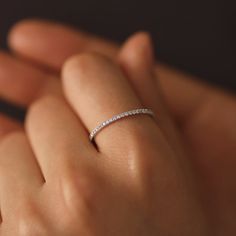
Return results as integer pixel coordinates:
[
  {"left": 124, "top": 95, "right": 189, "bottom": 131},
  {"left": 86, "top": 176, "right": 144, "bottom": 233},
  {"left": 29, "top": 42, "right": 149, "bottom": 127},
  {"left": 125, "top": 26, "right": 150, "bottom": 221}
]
[{"left": 89, "top": 108, "right": 155, "bottom": 141}]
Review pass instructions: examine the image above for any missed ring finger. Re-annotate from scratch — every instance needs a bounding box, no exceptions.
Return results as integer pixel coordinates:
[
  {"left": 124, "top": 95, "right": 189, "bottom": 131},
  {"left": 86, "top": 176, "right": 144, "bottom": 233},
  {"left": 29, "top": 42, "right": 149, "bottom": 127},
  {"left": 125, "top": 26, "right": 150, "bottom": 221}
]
[{"left": 62, "top": 53, "right": 162, "bottom": 156}]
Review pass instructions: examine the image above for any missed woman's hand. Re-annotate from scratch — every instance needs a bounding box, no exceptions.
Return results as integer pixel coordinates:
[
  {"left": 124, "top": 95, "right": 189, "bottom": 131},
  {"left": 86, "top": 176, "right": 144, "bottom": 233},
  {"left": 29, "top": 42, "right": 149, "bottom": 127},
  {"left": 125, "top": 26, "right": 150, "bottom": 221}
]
[
  {"left": 0, "top": 20, "right": 235, "bottom": 234},
  {"left": 0, "top": 51, "right": 208, "bottom": 235}
]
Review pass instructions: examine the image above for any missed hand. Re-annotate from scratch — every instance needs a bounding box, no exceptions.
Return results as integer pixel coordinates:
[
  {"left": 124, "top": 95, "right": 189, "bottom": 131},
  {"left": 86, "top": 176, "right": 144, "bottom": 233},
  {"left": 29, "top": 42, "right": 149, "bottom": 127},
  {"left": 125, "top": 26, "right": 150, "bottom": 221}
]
[
  {"left": 0, "top": 20, "right": 235, "bottom": 234},
  {"left": 0, "top": 51, "right": 208, "bottom": 235}
]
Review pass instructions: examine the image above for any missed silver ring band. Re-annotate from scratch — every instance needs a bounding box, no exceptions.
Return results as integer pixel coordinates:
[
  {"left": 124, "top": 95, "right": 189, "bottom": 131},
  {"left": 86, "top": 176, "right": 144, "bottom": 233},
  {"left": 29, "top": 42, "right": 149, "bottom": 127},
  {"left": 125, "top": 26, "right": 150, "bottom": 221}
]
[{"left": 89, "top": 108, "right": 155, "bottom": 141}]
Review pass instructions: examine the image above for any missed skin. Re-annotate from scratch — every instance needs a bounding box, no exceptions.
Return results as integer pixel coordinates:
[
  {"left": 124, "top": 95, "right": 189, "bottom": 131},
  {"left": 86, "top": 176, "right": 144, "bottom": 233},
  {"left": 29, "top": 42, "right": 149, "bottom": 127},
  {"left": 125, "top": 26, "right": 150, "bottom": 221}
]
[
  {"left": 0, "top": 19, "right": 235, "bottom": 234},
  {"left": 0, "top": 50, "right": 209, "bottom": 236}
]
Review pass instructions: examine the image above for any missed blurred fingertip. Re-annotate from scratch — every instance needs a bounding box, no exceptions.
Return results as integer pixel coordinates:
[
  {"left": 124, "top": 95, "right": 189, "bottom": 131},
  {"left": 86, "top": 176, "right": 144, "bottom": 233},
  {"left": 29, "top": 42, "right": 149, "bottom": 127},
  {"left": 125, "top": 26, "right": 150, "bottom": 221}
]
[
  {"left": 119, "top": 31, "right": 155, "bottom": 69},
  {"left": 8, "top": 19, "right": 34, "bottom": 50},
  {"left": 8, "top": 18, "right": 57, "bottom": 50}
]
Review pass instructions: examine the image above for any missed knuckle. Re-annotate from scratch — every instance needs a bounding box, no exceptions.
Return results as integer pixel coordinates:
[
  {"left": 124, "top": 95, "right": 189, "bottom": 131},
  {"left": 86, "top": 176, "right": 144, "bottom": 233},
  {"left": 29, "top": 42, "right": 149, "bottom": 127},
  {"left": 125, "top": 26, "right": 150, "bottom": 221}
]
[
  {"left": 63, "top": 53, "right": 92, "bottom": 76},
  {"left": 26, "top": 95, "right": 65, "bottom": 128},
  {"left": 16, "top": 200, "right": 48, "bottom": 236},
  {"left": 64, "top": 52, "right": 110, "bottom": 71},
  {"left": 56, "top": 166, "right": 105, "bottom": 234},
  {"left": 62, "top": 52, "right": 112, "bottom": 85},
  {"left": 61, "top": 168, "right": 100, "bottom": 220},
  {"left": 27, "top": 95, "right": 60, "bottom": 118},
  {"left": 123, "top": 127, "right": 165, "bottom": 183},
  {"left": 17, "top": 219, "right": 47, "bottom": 236}
]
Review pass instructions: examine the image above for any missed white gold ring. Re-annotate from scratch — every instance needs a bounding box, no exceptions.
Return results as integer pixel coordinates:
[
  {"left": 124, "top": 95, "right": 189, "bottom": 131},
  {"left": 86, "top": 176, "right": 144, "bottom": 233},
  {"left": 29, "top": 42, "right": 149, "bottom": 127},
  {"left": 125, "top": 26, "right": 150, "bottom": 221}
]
[{"left": 89, "top": 108, "right": 155, "bottom": 141}]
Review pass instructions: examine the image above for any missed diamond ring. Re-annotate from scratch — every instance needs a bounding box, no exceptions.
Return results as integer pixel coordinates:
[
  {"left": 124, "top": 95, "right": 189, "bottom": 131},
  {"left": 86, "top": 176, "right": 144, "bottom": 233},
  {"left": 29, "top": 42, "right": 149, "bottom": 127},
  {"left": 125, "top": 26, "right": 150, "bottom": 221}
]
[{"left": 89, "top": 108, "right": 155, "bottom": 141}]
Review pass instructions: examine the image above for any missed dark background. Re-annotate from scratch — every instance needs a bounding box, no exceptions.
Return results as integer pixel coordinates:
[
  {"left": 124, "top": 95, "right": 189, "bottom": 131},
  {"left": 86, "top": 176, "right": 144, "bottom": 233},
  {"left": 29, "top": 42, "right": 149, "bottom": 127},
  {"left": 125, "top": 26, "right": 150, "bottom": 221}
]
[{"left": 0, "top": 0, "right": 235, "bottom": 118}]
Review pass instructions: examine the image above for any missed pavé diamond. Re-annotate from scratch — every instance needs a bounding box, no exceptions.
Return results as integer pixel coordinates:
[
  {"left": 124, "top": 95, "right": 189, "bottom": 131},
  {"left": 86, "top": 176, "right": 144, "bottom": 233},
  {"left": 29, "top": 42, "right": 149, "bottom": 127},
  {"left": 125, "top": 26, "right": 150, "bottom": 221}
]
[{"left": 89, "top": 109, "right": 155, "bottom": 141}]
